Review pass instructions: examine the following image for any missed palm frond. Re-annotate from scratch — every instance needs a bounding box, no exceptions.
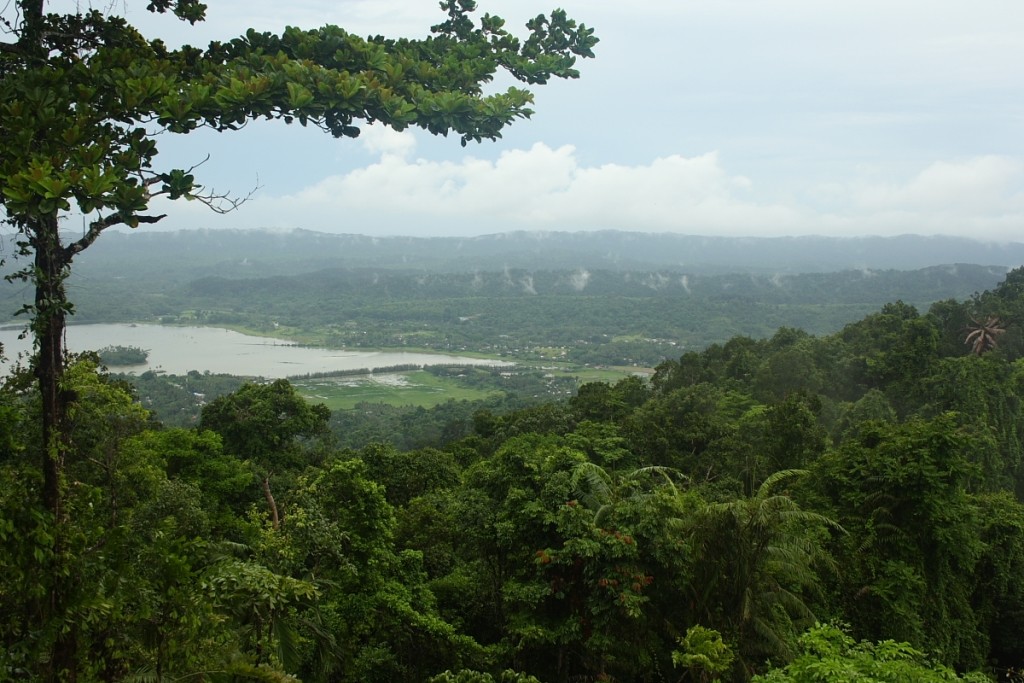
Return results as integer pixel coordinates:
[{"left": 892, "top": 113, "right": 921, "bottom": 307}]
[
  {"left": 570, "top": 461, "right": 613, "bottom": 509},
  {"left": 755, "top": 469, "right": 810, "bottom": 500},
  {"left": 964, "top": 315, "right": 1006, "bottom": 355},
  {"left": 625, "top": 465, "right": 687, "bottom": 495},
  {"left": 271, "top": 617, "right": 302, "bottom": 674}
]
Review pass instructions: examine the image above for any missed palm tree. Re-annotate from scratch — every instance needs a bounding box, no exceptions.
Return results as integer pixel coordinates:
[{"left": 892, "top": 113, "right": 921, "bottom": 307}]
[
  {"left": 964, "top": 315, "right": 1005, "bottom": 355},
  {"left": 570, "top": 461, "right": 685, "bottom": 526},
  {"left": 686, "top": 470, "right": 842, "bottom": 676}
]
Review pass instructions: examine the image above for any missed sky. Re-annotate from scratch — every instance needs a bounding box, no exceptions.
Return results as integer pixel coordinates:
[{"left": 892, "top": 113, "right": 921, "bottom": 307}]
[{"left": 16, "top": 1, "right": 1024, "bottom": 240}]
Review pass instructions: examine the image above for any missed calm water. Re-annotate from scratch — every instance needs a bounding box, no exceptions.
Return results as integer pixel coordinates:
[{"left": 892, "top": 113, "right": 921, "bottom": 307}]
[{"left": 0, "top": 324, "right": 507, "bottom": 377}]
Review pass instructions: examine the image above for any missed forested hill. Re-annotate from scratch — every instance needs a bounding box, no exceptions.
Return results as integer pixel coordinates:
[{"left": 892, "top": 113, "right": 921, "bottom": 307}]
[
  {"left": 184, "top": 263, "right": 1008, "bottom": 306},
  {"left": 55, "top": 228, "right": 1024, "bottom": 280}
]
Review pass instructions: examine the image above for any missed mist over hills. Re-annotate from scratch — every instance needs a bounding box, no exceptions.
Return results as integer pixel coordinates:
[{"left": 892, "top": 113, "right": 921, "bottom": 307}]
[
  {"left": 2, "top": 227, "right": 1020, "bottom": 364},
  {"left": 51, "top": 229, "right": 1024, "bottom": 281},
  {"left": 2, "top": 229, "right": 1018, "bottom": 337},
  {"left": 183, "top": 263, "right": 1009, "bottom": 309}
]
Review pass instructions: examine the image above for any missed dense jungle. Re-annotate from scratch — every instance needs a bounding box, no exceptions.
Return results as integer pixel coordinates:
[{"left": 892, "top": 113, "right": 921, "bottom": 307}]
[{"left": 4, "top": 253, "right": 1024, "bottom": 682}]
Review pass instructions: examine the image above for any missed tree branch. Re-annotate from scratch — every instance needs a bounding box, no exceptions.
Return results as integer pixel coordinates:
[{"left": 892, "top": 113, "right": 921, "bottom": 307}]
[
  {"left": 63, "top": 212, "right": 166, "bottom": 261},
  {"left": 196, "top": 182, "right": 259, "bottom": 214},
  {"left": 150, "top": 172, "right": 262, "bottom": 214}
]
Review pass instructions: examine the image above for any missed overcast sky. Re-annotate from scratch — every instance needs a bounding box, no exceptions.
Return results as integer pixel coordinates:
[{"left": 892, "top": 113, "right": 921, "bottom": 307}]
[{"left": 29, "top": 1, "right": 1024, "bottom": 240}]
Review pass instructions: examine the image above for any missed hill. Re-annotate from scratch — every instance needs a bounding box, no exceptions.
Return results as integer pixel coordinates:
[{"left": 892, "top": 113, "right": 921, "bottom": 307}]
[{"left": 49, "top": 228, "right": 1024, "bottom": 280}]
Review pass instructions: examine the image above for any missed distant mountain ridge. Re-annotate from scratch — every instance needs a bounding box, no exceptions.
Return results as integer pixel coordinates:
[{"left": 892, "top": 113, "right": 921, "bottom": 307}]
[
  {"left": 48, "top": 229, "right": 1024, "bottom": 281},
  {"left": 1, "top": 228, "right": 1017, "bottom": 349}
]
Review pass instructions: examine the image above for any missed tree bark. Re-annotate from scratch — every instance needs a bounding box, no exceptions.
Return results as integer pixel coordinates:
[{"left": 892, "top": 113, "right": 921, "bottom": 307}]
[
  {"left": 30, "top": 215, "right": 77, "bottom": 683},
  {"left": 261, "top": 475, "right": 280, "bottom": 530},
  {"left": 33, "top": 215, "right": 69, "bottom": 519}
]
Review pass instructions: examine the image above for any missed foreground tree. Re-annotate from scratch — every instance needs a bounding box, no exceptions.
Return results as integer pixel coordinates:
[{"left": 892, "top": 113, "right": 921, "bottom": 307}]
[
  {"left": 1, "top": 0, "right": 595, "bottom": 503},
  {"left": 0, "top": 2, "right": 595, "bottom": 678},
  {"left": 814, "top": 415, "right": 992, "bottom": 669},
  {"left": 751, "top": 623, "right": 990, "bottom": 683},
  {"left": 199, "top": 379, "right": 330, "bottom": 529}
]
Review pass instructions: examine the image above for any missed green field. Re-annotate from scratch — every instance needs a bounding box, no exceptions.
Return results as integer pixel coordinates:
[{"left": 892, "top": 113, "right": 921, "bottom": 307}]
[
  {"left": 527, "top": 363, "right": 651, "bottom": 384},
  {"left": 571, "top": 366, "right": 651, "bottom": 383},
  {"left": 292, "top": 370, "right": 502, "bottom": 410},
  {"left": 290, "top": 364, "right": 646, "bottom": 411}
]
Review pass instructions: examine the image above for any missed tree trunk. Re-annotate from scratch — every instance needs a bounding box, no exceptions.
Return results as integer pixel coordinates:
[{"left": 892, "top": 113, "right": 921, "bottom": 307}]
[
  {"left": 31, "top": 215, "right": 77, "bottom": 682},
  {"left": 262, "top": 475, "right": 280, "bottom": 530},
  {"left": 33, "top": 215, "right": 69, "bottom": 518}
]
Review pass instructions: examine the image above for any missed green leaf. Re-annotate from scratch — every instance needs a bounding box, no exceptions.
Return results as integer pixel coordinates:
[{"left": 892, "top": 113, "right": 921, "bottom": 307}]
[{"left": 286, "top": 82, "right": 315, "bottom": 108}]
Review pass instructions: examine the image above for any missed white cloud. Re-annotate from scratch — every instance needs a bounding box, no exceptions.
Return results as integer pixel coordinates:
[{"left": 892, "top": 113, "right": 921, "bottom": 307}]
[
  {"left": 254, "top": 143, "right": 805, "bottom": 236},
  {"left": 152, "top": 143, "right": 1024, "bottom": 243},
  {"left": 855, "top": 156, "right": 1024, "bottom": 212},
  {"left": 358, "top": 125, "right": 418, "bottom": 159}
]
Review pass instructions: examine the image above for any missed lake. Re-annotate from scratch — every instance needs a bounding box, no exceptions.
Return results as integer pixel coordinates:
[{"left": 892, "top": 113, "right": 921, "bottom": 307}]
[{"left": 0, "top": 323, "right": 509, "bottom": 377}]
